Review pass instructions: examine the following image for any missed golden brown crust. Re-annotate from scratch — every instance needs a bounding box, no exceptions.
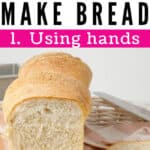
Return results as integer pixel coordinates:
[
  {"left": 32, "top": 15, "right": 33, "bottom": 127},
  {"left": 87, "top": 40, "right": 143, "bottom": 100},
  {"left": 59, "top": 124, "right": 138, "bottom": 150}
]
[
  {"left": 3, "top": 72, "right": 91, "bottom": 122},
  {"left": 107, "top": 141, "right": 150, "bottom": 150},
  {"left": 3, "top": 52, "right": 92, "bottom": 123},
  {"left": 19, "top": 52, "right": 92, "bottom": 87}
]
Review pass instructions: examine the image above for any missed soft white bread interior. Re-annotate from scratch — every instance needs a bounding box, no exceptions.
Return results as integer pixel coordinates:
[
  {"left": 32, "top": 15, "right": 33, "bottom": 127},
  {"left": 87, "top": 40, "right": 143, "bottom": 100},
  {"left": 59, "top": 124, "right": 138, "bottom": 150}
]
[
  {"left": 3, "top": 52, "right": 92, "bottom": 150},
  {"left": 107, "top": 141, "right": 150, "bottom": 150},
  {"left": 10, "top": 99, "right": 84, "bottom": 150}
]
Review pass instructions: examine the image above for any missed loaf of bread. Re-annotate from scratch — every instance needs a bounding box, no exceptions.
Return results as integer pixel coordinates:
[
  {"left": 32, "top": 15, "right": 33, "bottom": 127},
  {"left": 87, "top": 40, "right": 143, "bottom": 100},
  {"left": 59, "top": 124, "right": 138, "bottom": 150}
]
[
  {"left": 2, "top": 52, "right": 92, "bottom": 150},
  {"left": 107, "top": 141, "right": 150, "bottom": 150}
]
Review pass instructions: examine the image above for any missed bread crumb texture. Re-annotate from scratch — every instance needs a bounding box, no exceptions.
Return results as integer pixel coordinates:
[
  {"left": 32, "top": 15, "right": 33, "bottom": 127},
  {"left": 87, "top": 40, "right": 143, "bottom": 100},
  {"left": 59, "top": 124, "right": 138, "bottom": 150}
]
[{"left": 8, "top": 99, "right": 84, "bottom": 150}]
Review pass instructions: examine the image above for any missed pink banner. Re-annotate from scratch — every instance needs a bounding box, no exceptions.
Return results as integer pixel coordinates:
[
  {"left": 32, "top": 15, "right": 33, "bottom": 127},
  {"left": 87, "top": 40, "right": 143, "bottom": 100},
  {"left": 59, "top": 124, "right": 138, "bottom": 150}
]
[{"left": 0, "top": 30, "right": 149, "bottom": 48}]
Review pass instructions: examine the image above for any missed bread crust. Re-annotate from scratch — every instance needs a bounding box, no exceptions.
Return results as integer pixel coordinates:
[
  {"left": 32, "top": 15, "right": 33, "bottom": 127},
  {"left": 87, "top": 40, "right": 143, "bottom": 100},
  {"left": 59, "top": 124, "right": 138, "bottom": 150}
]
[
  {"left": 3, "top": 72, "right": 91, "bottom": 122},
  {"left": 3, "top": 52, "right": 92, "bottom": 123},
  {"left": 19, "top": 52, "right": 92, "bottom": 87}
]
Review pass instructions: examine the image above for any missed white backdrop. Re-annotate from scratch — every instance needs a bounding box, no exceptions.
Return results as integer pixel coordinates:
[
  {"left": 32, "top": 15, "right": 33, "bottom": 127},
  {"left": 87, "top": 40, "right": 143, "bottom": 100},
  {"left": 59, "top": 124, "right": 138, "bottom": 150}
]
[{"left": 0, "top": 48, "right": 150, "bottom": 106}]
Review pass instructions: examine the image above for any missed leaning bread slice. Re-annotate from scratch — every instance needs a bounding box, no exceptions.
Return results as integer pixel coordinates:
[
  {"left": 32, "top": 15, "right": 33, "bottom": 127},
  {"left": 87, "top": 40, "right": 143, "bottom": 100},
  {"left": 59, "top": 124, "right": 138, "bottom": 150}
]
[
  {"left": 107, "top": 141, "right": 150, "bottom": 150},
  {"left": 3, "top": 72, "right": 91, "bottom": 121},
  {"left": 3, "top": 52, "right": 92, "bottom": 150},
  {"left": 3, "top": 72, "right": 91, "bottom": 150}
]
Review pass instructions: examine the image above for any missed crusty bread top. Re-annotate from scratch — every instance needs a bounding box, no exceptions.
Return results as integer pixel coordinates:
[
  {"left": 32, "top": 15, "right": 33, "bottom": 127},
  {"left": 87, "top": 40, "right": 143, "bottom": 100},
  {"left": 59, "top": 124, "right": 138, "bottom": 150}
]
[
  {"left": 107, "top": 141, "right": 150, "bottom": 150},
  {"left": 19, "top": 52, "right": 92, "bottom": 87},
  {"left": 3, "top": 72, "right": 91, "bottom": 122},
  {"left": 3, "top": 52, "right": 92, "bottom": 122}
]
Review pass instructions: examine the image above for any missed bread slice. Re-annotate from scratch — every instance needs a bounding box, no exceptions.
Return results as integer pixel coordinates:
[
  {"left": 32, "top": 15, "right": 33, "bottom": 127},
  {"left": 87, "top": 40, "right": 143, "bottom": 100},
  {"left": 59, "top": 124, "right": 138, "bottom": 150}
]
[
  {"left": 2, "top": 52, "right": 92, "bottom": 150},
  {"left": 9, "top": 99, "right": 84, "bottom": 150},
  {"left": 3, "top": 72, "right": 91, "bottom": 122},
  {"left": 107, "top": 141, "right": 150, "bottom": 150}
]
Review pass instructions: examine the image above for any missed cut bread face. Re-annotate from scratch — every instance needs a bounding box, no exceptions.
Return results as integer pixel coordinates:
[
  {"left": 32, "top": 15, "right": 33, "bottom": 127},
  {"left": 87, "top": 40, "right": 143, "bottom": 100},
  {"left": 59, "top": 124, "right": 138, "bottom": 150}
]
[
  {"left": 108, "top": 141, "right": 150, "bottom": 150},
  {"left": 8, "top": 99, "right": 84, "bottom": 150}
]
